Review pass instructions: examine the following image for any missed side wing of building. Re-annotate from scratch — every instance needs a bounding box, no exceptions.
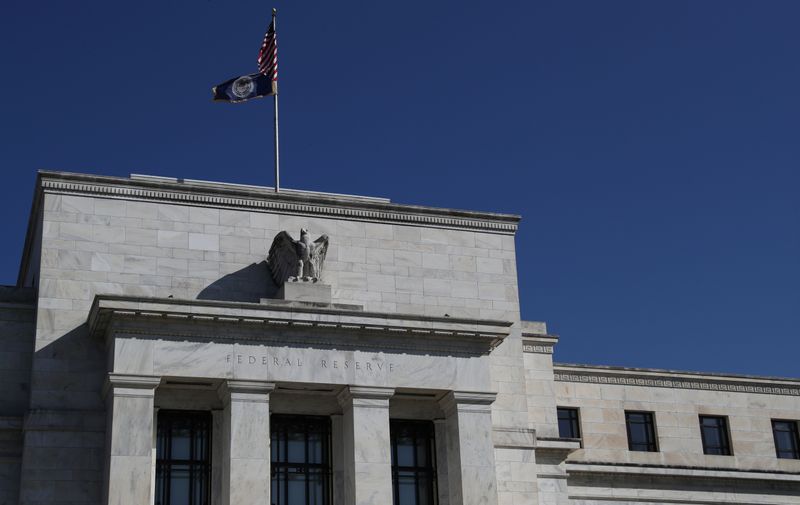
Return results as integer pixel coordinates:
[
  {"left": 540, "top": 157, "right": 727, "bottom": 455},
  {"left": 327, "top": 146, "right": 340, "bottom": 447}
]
[{"left": 549, "top": 361, "right": 800, "bottom": 504}]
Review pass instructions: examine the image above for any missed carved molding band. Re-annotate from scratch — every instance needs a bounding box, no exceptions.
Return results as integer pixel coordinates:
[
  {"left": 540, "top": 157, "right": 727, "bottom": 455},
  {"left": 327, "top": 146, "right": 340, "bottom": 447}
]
[
  {"left": 523, "top": 344, "right": 554, "bottom": 354},
  {"left": 40, "top": 176, "right": 519, "bottom": 233},
  {"left": 554, "top": 369, "right": 800, "bottom": 397}
]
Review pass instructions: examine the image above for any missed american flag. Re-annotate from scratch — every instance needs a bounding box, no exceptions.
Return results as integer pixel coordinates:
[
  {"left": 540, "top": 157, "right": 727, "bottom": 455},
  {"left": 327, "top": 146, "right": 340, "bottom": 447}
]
[{"left": 257, "top": 19, "right": 277, "bottom": 80}]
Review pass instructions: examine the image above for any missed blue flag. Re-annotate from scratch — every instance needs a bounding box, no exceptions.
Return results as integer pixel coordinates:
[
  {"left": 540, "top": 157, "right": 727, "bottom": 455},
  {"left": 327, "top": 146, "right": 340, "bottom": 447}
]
[{"left": 212, "top": 73, "right": 277, "bottom": 103}]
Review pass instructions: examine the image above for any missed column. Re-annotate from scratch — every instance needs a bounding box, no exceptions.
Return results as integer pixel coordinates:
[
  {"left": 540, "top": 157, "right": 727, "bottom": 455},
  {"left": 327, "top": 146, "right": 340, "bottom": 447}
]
[
  {"left": 217, "top": 380, "right": 275, "bottom": 505},
  {"left": 337, "top": 386, "right": 395, "bottom": 505},
  {"left": 103, "top": 373, "right": 161, "bottom": 505},
  {"left": 438, "top": 391, "right": 499, "bottom": 505}
]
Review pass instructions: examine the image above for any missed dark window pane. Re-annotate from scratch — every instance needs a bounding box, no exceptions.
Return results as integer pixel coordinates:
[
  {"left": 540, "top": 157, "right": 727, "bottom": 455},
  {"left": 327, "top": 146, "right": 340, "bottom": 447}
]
[
  {"left": 271, "top": 415, "right": 331, "bottom": 505},
  {"left": 155, "top": 411, "right": 211, "bottom": 505},
  {"left": 772, "top": 420, "right": 800, "bottom": 459},
  {"left": 397, "top": 474, "right": 416, "bottom": 505},
  {"left": 391, "top": 420, "right": 436, "bottom": 505},
  {"left": 396, "top": 434, "right": 415, "bottom": 467},
  {"left": 626, "top": 411, "right": 657, "bottom": 452},
  {"left": 170, "top": 425, "right": 191, "bottom": 460},
  {"left": 557, "top": 408, "right": 580, "bottom": 439},
  {"left": 699, "top": 415, "right": 731, "bottom": 456}
]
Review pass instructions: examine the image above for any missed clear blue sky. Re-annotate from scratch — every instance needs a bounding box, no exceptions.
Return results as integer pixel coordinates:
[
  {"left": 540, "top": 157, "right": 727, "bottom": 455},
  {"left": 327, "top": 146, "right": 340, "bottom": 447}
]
[{"left": 1, "top": 1, "right": 797, "bottom": 376}]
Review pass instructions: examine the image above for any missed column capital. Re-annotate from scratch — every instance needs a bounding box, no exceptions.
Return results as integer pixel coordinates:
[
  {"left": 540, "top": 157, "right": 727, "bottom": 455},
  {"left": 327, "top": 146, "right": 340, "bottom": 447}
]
[
  {"left": 438, "top": 390, "right": 496, "bottom": 415},
  {"left": 336, "top": 386, "right": 394, "bottom": 407},
  {"left": 102, "top": 373, "right": 161, "bottom": 399},
  {"left": 217, "top": 380, "right": 275, "bottom": 405}
]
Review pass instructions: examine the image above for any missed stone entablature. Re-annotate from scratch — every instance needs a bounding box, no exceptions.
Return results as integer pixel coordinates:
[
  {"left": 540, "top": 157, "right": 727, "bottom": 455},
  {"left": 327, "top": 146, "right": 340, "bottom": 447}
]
[
  {"left": 554, "top": 363, "right": 800, "bottom": 396},
  {"left": 88, "top": 295, "right": 512, "bottom": 352}
]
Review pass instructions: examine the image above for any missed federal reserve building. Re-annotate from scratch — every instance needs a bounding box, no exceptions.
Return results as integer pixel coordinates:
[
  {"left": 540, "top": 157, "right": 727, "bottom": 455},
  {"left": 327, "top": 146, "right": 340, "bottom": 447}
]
[{"left": 2, "top": 170, "right": 799, "bottom": 505}]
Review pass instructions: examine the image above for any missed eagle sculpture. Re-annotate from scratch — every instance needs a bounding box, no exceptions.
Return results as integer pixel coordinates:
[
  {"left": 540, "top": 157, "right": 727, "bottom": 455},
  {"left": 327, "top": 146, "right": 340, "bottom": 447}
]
[{"left": 267, "top": 229, "right": 330, "bottom": 285}]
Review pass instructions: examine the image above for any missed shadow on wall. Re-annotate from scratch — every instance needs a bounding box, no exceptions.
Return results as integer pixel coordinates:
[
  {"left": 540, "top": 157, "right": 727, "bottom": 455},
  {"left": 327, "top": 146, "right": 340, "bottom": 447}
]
[{"left": 197, "top": 261, "right": 278, "bottom": 303}]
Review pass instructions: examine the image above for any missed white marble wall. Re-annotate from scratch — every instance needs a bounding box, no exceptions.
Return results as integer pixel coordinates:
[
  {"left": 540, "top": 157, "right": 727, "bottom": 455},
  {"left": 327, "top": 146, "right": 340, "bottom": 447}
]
[
  {"left": 218, "top": 380, "right": 274, "bottom": 505},
  {"left": 439, "top": 392, "right": 499, "bottom": 505},
  {"left": 338, "top": 386, "right": 395, "bottom": 505}
]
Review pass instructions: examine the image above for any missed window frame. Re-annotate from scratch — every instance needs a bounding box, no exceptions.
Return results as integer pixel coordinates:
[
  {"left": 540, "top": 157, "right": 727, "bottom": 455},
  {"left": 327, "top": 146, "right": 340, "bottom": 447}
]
[
  {"left": 390, "top": 419, "right": 437, "bottom": 505},
  {"left": 556, "top": 407, "right": 581, "bottom": 440},
  {"left": 772, "top": 419, "right": 800, "bottom": 460},
  {"left": 270, "top": 414, "right": 332, "bottom": 505},
  {"left": 698, "top": 415, "right": 733, "bottom": 456},
  {"left": 625, "top": 410, "right": 659, "bottom": 452},
  {"left": 155, "top": 409, "right": 212, "bottom": 505}
]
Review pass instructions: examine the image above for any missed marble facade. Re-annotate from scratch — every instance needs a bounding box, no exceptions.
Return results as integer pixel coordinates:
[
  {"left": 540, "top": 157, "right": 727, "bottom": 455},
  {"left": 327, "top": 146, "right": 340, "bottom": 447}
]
[{"left": 0, "top": 171, "right": 796, "bottom": 505}]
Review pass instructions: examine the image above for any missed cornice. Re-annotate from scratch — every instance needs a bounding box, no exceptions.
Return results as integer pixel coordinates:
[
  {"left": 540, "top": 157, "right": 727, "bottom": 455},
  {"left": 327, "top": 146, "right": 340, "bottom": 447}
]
[
  {"left": 88, "top": 295, "right": 512, "bottom": 353},
  {"left": 37, "top": 171, "right": 520, "bottom": 234},
  {"left": 554, "top": 364, "right": 800, "bottom": 397}
]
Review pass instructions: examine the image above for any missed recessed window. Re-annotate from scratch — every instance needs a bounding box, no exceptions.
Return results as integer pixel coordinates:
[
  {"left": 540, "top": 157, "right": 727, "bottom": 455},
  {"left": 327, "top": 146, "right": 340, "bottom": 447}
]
[
  {"left": 155, "top": 410, "right": 211, "bottom": 505},
  {"left": 390, "top": 420, "right": 437, "bottom": 505},
  {"left": 271, "top": 415, "right": 331, "bottom": 505},
  {"left": 625, "top": 411, "right": 658, "bottom": 452},
  {"left": 557, "top": 407, "right": 581, "bottom": 439},
  {"left": 772, "top": 419, "right": 800, "bottom": 459},
  {"left": 699, "top": 415, "right": 732, "bottom": 456}
]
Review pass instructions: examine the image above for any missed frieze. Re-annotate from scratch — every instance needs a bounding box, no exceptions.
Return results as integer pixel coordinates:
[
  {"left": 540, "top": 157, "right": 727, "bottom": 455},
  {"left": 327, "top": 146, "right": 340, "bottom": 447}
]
[
  {"left": 554, "top": 370, "right": 800, "bottom": 397},
  {"left": 522, "top": 344, "right": 554, "bottom": 354},
  {"left": 227, "top": 353, "right": 396, "bottom": 373}
]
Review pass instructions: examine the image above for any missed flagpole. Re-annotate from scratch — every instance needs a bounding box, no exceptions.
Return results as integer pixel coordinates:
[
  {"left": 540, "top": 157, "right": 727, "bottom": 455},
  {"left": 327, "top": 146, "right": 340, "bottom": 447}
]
[{"left": 272, "top": 8, "right": 280, "bottom": 193}]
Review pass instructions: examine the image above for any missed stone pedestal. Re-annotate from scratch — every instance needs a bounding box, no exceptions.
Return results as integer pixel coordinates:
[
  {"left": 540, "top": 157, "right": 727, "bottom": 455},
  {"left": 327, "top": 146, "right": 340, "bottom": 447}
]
[
  {"left": 217, "top": 380, "right": 275, "bottom": 505},
  {"left": 439, "top": 391, "right": 499, "bottom": 505},
  {"left": 103, "top": 374, "right": 161, "bottom": 505},
  {"left": 276, "top": 279, "right": 332, "bottom": 304},
  {"left": 337, "top": 386, "right": 395, "bottom": 505}
]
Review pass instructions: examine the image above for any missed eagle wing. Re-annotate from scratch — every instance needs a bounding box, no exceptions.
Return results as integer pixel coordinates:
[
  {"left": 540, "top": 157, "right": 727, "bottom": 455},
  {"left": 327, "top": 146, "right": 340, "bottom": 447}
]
[
  {"left": 311, "top": 234, "right": 329, "bottom": 279},
  {"left": 267, "top": 231, "right": 298, "bottom": 285}
]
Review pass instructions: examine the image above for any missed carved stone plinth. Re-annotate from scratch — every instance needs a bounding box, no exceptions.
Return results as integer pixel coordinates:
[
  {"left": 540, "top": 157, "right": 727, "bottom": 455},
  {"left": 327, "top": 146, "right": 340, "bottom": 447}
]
[{"left": 276, "top": 279, "right": 332, "bottom": 304}]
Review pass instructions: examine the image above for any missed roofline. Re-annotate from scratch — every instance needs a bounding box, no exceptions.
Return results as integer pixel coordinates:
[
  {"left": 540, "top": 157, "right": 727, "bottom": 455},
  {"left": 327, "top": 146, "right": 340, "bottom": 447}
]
[
  {"left": 36, "top": 170, "right": 521, "bottom": 231},
  {"left": 554, "top": 362, "right": 800, "bottom": 387},
  {"left": 17, "top": 172, "right": 44, "bottom": 287}
]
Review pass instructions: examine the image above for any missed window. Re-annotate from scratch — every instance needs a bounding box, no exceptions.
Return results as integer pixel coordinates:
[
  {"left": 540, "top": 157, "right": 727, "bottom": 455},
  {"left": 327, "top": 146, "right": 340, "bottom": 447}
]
[
  {"left": 772, "top": 419, "right": 800, "bottom": 459},
  {"left": 625, "top": 411, "right": 658, "bottom": 452},
  {"left": 390, "top": 420, "right": 437, "bottom": 505},
  {"left": 271, "top": 415, "right": 331, "bottom": 505},
  {"left": 557, "top": 407, "right": 581, "bottom": 439},
  {"left": 699, "top": 415, "right": 732, "bottom": 456},
  {"left": 155, "top": 410, "right": 211, "bottom": 505}
]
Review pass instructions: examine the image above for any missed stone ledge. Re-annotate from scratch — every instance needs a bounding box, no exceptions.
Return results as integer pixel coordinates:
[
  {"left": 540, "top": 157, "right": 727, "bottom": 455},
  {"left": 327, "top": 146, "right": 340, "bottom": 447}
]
[
  {"left": 492, "top": 427, "right": 536, "bottom": 449},
  {"left": 88, "top": 295, "right": 512, "bottom": 353},
  {"left": 566, "top": 461, "right": 800, "bottom": 482}
]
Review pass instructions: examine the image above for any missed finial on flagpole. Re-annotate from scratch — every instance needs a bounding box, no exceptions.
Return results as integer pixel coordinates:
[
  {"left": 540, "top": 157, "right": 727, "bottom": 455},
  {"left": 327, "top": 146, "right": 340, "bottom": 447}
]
[{"left": 273, "top": 8, "right": 277, "bottom": 16}]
